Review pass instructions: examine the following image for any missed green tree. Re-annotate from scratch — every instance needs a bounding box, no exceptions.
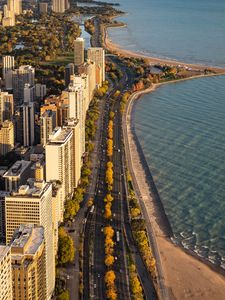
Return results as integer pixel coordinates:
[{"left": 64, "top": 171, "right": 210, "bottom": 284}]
[
  {"left": 57, "top": 290, "right": 69, "bottom": 300},
  {"left": 57, "top": 291, "right": 70, "bottom": 300},
  {"left": 58, "top": 227, "right": 75, "bottom": 265}
]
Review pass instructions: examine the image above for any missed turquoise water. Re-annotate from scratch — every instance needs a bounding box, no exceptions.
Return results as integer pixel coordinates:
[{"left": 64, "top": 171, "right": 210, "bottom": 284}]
[
  {"left": 134, "top": 76, "right": 225, "bottom": 267},
  {"left": 107, "top": 0, "right": 225, "bottom": 267}
]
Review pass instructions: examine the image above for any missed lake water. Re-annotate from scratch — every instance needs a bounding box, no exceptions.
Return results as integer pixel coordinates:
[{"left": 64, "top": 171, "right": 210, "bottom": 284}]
[{"left": 107, "top": 0, "right": 225, "bottom": 267}]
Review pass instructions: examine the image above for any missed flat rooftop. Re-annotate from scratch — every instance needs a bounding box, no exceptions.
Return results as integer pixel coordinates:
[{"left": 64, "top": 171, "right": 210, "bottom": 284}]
[
  {"left": 3, "top": 160, "right": 31, "bottom": 178},
  {"left": 11, "top": 224, "right": 44, "bottom": 256},
  {"left": 8, "top": 180, "right": 51, "bottom": 199},
  {"left": 48, "top": 127, "right": 72, "bottom": 144}
]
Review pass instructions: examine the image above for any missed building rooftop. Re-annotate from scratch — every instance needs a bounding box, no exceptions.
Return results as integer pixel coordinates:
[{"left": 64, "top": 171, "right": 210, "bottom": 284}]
[
  {"left": 0, "top": 191, "right": 10, "bottom": 198},
  {"left": 9, "top": 180, "right": 51, "bottom": 198},
  {"left": 3, "top": 160, "right": 31, "bottom": 178},
  {"left": 75, "top": 37, "right": 84, "bottom": 42},
  {"left": 48, "top": 127, "right": 73, "bottom": 144},
  {"left": 11, "top": 224, "right": 44, "bottom": 257}
]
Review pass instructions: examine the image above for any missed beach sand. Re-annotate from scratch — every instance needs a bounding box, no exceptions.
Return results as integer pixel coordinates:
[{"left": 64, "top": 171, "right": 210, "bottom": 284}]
[
  {"left": 104, "top": 27, "right": 225, "bottom": 74},
  {"left": 103, "top": 20, "right": 225, "bottom": 299},
  {"left": 124, "top": 86, "right": 225, "bottom": 300}
]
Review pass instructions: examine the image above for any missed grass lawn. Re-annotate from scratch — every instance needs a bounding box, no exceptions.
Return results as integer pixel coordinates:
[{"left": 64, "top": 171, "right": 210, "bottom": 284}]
[{"left": 40, "top": 52, "right": 74, "bottom": 66}]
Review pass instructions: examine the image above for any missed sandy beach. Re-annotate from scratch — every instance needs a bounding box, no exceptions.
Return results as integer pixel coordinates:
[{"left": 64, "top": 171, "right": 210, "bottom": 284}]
[
  {"left": 102, "top": 17, "right": 225, "bottom": 299},
  {"left": 104, "top": 26, "right": 225, "bottom": 74},
  {"left": 123, "top": 85, "right": 225, "bottom": 300}
]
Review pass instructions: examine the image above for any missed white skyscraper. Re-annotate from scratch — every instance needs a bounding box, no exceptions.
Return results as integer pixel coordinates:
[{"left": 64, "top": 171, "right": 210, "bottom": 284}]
[
  {"left": 5, "top": 181, "right": 55, "bottom": 300},
  {"left": 46, "top": 127, "right": 73, "bottom": 201},
  {"left": 74, "top": 37, "right": 85, "bottom": 66},
  {"left": 2, "top": 55, "right": 14, "bottom": 79},
  {"left": 65, "top": 118, "right": 82, "bottom": 188},
  {"left": 87, "top": 47, "right": 105, "bottom": 83},
  {"left": 52, "top": 0, "right": 65, "bottom": 13},
  {"left": 7, "top": 0, "right": 22, "bottom": 15},
  {"left": 68, "top": 80, "right": 85, "bottom": 155}
]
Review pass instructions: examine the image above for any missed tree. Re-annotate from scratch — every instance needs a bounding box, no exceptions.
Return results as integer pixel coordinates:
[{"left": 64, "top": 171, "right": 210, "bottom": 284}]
[
  {"left": 130, "top": 207, "right": 141, "bottom": 218},
  {"left": 105, "top": 245, "right": 114, "bottom": 255},
  {"left": 88, "top": 197, "right": 94, "bottom": 207},
  {"left": 104, "top": 194, "right": 113, "bottom": 203},
  {"left": 106, "top": 168, "right": 113, "bottom": 185},
  {"left": 58, "top": 227, "right": 75, "bottom": 265},
  {"left": 106, "top": 287, "right": 117, "bottom": 300},
  {"left": 57, "top": 290, "right": 69, "bottom": 300},
  {"left": 131, "top": 276, "right": 142, "bottom": 294},
  {"left": 104, "top": 207, "right": 112, "bottom": 219},
  {"left": 64, "top": 200, "right": 78, "bottom": 220},
  {"left": 81, "top": 167, "right": 91, "bottom": 177},
  {"left": 104, "top": 226, "right": 114, "bottom": 238},
  {"left": 109, "top": 111, "right": 115, "bottom": 120},
  {"left": 105, "top": 254, "right": 115, "bottom": 267},
  {"left": 105, "top": 270, "right": 116, "bottom": 287},
  {"left": 107, "top": 161, "right": 113, "bottom": 169}
]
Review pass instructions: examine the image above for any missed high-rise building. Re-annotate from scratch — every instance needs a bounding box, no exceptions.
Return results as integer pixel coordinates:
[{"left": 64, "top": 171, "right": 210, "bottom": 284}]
[
  {"left": 20, "top": 102, "right": 35, "bottom": 147},
  {"left": 12, "top": 65, "right": 35, "bottom": 104},
  {"left": 0, "top": 120, "right": 14, "bottom": 155},
  {"left": 65, "top": 118, "right": 82, "bottom": 188},
  {"left": 65, "top": 0, "right": 70, "bottom": 10},
  {"left": 2, "top": 55, "right": 14, "bottom": 80},
  {"left": 74, "top": 38, "right": 85, "bottom": 67},
  {"left": 0, "top": 191, "right": 10, "bottom": 244},
  {"left": 7, "top": 0, "right": 22, "bottom": 15},
  {"left": 0, "top": 91, "right": 14, "bottom": 123},
  {"left": 35, "top": 83, "right": 46, "bottom": 100},
  {"left": 40, "top": 110, "right": 56, "bottom": 147},
  {"left": 2, "top": 4, "right": 15, "bottom": 27},
  {"left": 64, "top": 63, "right": 74, "bottom": 87},
  {"left": 23, "top": 83, "right": 35, "bottom": 103},
  {"left": 87, "top": 47, "right": 105, "bottom": 83},
  {"left": 0, "top": 246, "right": 12, "bottom": 300},
  {"left": 71, "top": 73, "right": 89, "bottom": 111},
  {"left": 10, "top": 224, "right": 46, "bottom": 300},
  {"left": 5, "top": 180, "right": 55, "bottom": 299},
  {"left": 46, "top": 127, "right": 73, "bottom": 200},
  {"left": 78, "top": 60, "right": 96, "bottom": 103},
  {"left": 52, "top": 0, "right": 65, "bottom": 13},
  {"left": 39, "top": 2, "right": 48, "bottom": 13},
  {"left": 3, "top": 160, "right": 32, "bottom": 192},
  {"left": 68, "top": 79, "right": 85, "bottom": 155}
]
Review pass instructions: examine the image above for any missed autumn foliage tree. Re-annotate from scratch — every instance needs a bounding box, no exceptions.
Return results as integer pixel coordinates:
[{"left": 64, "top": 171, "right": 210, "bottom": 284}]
[
  {"left": 105, "top": 254, "right": 115, "bottom": 267},
  {"left": 105, "top": 270, "right": 116, "bottom": 287},
  {"left": 107, "top": 138, "right": 113, "bottom": 157},
  {"left": 106, "top": 288, "right": 117, "bottom": 300}
]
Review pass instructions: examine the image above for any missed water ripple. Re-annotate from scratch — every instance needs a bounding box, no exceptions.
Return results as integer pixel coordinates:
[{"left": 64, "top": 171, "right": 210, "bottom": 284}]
[{"left": 134, "top": 76, "right": 225, "bottom": 266}]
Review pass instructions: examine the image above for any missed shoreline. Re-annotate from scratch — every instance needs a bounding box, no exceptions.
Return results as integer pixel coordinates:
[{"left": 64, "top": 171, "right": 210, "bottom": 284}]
[
  {"left": 101, "top": 14, "right": 225, "bottom": 299},
  {"left": 123, "top": 83, "right": 225, "bottom": 300},
  {"left": 103, "top": 17, "right": 225, "bottom": 74}
]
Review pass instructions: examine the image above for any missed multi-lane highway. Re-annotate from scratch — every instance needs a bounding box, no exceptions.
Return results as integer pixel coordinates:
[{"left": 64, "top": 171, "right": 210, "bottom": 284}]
[
  {"left": 69, "top": 17, "right": 158, "bottom": 300},
  {"left": 83, "top": 53, "right": 157, "bottom": 299}
]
